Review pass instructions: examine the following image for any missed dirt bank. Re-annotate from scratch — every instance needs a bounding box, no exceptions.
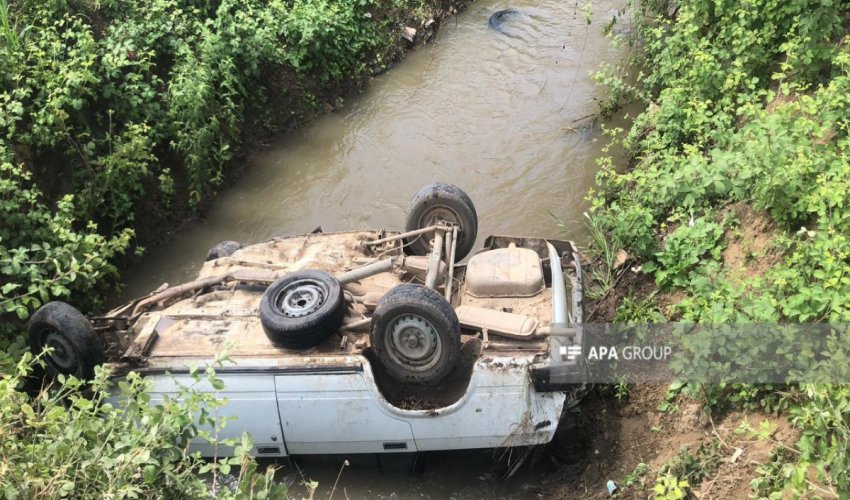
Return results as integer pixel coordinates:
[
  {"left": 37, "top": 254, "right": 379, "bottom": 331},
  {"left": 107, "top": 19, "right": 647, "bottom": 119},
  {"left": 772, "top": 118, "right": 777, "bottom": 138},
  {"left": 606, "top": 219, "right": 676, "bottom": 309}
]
[
  {"left": 541, "top": 385, "right": 799, "bottom": 499},
  {"left": 539, "top": 223, "right": 797, "bottom": 499}
]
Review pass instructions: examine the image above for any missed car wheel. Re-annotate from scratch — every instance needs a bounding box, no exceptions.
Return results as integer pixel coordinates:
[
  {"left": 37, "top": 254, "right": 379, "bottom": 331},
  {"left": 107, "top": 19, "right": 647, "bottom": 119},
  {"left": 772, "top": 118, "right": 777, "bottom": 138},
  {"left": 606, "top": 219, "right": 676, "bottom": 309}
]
[
  {"left": 206, "top": 240, "right": 242, "bottom": 261},
  {"left": 28, "top": 301, "right": 104, "bottom": 380},
  {"left": 260, "top": 270, "right": 345, "bottom": 348},
  {"left": 370, "top": 284, "right": 460, "bottom": 384},
  {"left": 405, "top": 182, "right": 478, "bottom": 261}
]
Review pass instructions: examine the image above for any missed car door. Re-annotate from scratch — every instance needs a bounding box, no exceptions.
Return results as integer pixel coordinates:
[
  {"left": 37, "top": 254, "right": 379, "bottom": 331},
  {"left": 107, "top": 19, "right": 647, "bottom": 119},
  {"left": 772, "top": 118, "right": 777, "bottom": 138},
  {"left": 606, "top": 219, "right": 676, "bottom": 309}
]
[
  {"left": 145, "top": 372, "right": 287, "bottom": 458},
  {"left": 275, "top": 368, "right": 416, "bottom": 454}
]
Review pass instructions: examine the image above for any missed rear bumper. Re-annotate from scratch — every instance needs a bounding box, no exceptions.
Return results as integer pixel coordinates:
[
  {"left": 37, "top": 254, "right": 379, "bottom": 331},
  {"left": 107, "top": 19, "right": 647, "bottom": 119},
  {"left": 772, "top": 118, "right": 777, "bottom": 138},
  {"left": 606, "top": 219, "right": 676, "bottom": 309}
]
[
  {"left": 530, "top": 359, "right": 584, "bottom": 392},
  {"left": 535, "top": 238, "right": 586, "bottom": 394}
]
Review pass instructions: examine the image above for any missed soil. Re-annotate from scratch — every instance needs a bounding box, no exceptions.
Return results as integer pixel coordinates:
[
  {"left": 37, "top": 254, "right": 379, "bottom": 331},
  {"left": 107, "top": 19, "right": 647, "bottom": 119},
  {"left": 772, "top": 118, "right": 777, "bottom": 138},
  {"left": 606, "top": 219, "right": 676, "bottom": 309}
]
[
  {"left": 721, "top": 202, "right": 782, "bottom": 284},
  {"left": 586, "top": 265, "right": 655, "bottom": 323},
  {"left": 540, "top": 385, "right": 800, "bottom": 499}
]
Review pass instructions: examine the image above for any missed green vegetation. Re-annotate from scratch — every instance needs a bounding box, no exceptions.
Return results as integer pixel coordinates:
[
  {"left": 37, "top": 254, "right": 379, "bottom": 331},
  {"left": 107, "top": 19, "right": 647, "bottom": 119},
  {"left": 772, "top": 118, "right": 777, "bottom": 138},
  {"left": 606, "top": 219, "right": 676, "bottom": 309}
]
[
  {"left": 615, "top": 442, "right": 722, "bottom": 499},
  {"left": 1, "top": 155, "right": 131, "bottom": 333},
  {"left": 1, "top": 0, "right": 447, "bottom": 341},
  {"left": 593, "top": 0, "right": 850, "bottom": 496},
  {"left": 0, "top": 351, "right": 283, "bottom": 497},
  {"left": 652, "top": 474, "right": 689, "bottom": 500},
  {"left": 621, "top": 462, "right": 649, "bottom": 489},
  {"left": 613, "top": 292, "right": 665, "bottom": 324},
  {"left": 1, "top": 0, "right": 459, "bottom": 494}
]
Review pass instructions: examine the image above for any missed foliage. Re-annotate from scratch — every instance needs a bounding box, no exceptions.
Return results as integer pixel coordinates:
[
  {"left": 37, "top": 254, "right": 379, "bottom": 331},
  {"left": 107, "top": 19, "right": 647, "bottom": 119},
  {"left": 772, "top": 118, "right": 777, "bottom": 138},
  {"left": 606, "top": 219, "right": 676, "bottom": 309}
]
[
  {"left": 1, "top": 0, "right": 444, "bottom": 234},
  {"left": 621, "top": 462, "right": 649, "bottom": 488},
  {"left": 576, "top": 211, "right": 626, "bottom": 300},
  {"left": 787, "top": 384, "right": 850, "bottom": 495},
  {"left": 651, "top": 442, "right": 721, "bottom": 499},
  {"left": 643, "top": 216, "right": 725, "bottom": 289},
  {"left": 282, "top": 0, "right": 378, "bottom": 81},
  {"left": 589, "top": 0, "right": 850, "bottom": 496},
  {"left": 614, "top": 292, "right": 665, "bottom": 324},
  {"left": 0, "top": 0, "right": 450, "bottom": 328},
  {"left": 0, "top": 152, "right": 131, "bottom": 332},
  {"left": 749, "top": 447, "right": 800, "bottom": 499},
  {"left": 652, "top": 474, "right": 689, "bottom": 500},
  {"left": 613, "top": 379, "right": 631, "bottom": 400},
  {"left": 0, "top": 351, "right": 284, "bottom": 498},
  {"left": 1, "top": 0, "right": 429, "bottom": 223}
]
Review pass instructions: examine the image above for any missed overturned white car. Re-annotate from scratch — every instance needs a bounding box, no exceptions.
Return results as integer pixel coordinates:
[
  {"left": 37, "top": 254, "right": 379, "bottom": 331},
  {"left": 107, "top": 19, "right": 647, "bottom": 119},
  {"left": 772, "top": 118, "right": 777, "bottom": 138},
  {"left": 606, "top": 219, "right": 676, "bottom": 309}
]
[{"left": 28, "top": 183, "right": 585, "bottom": 457}]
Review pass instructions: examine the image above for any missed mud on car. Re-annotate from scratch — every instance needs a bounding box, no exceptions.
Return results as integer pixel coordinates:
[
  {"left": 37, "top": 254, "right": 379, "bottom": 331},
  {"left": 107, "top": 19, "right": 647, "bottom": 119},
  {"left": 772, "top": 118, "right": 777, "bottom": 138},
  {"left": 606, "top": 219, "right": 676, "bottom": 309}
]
[{"left": 28, "top": 183, "right": 585, "bottom": 457}]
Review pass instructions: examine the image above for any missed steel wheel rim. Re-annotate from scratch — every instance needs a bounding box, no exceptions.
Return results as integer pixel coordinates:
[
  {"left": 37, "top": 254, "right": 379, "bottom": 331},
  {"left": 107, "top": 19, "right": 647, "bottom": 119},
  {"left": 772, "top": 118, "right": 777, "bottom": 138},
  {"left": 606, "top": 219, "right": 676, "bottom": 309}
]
[
  {"left": 276, "top": 280, "right": 327, "bottom": 318},
  {"left": 418, "top": 205, "right": 462, "bottom": 248},
  {"left": 418, "top": 205, "right": 461, "bottom": 230},
  {"left": 385, "top": 314, "right": 441, "bottom": 371},
  {"left": 42, "top": 330, "right": 78, "bottom": 372}
]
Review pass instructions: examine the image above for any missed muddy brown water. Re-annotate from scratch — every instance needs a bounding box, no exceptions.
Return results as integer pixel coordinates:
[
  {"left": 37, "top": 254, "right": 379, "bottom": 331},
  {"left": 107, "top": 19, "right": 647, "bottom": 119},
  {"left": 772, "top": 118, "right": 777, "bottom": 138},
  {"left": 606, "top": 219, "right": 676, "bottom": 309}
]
[{"left": 122, "top": 0, "right": 631, "bottom": 497}]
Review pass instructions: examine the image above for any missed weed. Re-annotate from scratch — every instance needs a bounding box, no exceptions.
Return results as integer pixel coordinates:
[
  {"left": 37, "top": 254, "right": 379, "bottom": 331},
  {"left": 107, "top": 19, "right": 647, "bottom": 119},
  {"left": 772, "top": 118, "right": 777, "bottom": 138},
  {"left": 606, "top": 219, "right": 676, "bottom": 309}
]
[
  {"left": 653, "top": 474, "right": 689, "bottom": 499},
  {"left": 614, "top": 378, "right": 631, "bottom": 400},
  {"left": 622, "top": 462, "right": 649, "bottom": 488},
  {"left": 614, "top": 292, "right": 666, "bottom": 323},
  {"left": 580, "top": 211, "right": 626, "bottom": 300},
  {"left": 651, "top": 441, "right": 723, "bottom": 499}
]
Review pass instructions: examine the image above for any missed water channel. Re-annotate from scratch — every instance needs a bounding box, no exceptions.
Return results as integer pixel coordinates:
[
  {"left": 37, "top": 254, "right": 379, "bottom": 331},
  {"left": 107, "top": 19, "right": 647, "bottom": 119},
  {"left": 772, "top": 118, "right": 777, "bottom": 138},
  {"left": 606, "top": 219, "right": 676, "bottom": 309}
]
[{"left": 123, "top": 0, "right": 631, "bottom": 496}]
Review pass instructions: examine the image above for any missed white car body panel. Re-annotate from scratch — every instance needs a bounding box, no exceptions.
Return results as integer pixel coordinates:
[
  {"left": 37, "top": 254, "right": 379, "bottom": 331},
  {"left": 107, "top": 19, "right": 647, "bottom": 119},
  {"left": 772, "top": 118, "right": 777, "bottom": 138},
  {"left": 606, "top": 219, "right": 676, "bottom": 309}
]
[{"left": 141, "top": 354, "right": 565, "bottom": 457}]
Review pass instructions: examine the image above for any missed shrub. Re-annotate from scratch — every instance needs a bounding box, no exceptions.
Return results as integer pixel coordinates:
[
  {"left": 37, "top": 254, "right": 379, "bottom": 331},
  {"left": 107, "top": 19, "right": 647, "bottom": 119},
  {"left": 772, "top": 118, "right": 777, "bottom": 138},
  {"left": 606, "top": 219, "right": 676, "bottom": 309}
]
[
  {"left": 0, "top": 151, "right": 131, "bottom": 333},
  {"left": 0, "top": 351, "right": 284, "bottom": 498}
]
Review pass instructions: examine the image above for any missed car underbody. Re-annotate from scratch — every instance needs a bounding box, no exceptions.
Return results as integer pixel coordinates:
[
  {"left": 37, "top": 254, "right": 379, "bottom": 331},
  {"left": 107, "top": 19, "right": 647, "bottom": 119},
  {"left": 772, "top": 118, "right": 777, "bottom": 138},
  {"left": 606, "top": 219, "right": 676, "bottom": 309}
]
[{"left": 29, "top": 184, "right": 585, "bottom": 457}]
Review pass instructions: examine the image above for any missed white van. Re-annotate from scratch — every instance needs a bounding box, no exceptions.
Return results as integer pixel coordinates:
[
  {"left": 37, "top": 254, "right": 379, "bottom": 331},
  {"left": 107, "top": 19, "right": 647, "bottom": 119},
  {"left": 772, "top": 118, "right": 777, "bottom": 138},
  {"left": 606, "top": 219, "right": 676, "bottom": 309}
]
[{"left": 28, "top": 183, "right": 585, "bottom": 457}]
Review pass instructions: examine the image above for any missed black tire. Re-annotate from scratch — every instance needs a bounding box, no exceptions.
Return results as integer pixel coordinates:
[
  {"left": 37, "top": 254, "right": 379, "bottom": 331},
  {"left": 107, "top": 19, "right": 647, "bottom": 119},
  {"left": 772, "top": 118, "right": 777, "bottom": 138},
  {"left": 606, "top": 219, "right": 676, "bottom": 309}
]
[
  {"left": 405, "top": 182, "right": 478, "bottom": 262},
  {"left": 259, "top": 270, "right": 345, "bottom": 349},
  {"left": 206, "top": 240, "right": 242, "bottom": 261},
  {"left": 489, "top": 9, "right": 519, "bottom": 32},
  {"left": 370, "top": 284, "right": 460, "bottom": 384},
  {"left": 28, "top": 301, "right": 104, "bottom": 380}
]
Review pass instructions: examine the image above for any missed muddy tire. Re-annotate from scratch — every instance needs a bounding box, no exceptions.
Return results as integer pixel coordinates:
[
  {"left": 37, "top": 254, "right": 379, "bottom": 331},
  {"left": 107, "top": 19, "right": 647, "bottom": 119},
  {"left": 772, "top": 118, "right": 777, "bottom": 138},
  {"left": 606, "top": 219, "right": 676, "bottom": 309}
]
[
  {"left": 370, "top": 284, "right": 460, "bottom": 384},
  {"left": 28, "top": 301, "right": 104, "bottom": 380},
  {"left": 489, "top": 8, "right": 519, "bottom": 32},
  {"left": 260, "top": 270, "right": 345, "bottom": 349},
  {"left": 405, "top": 182, "right": 478, "bottom": 262},
  {"left": 206, "top": 240, "right": 242, "bottom": 261}
]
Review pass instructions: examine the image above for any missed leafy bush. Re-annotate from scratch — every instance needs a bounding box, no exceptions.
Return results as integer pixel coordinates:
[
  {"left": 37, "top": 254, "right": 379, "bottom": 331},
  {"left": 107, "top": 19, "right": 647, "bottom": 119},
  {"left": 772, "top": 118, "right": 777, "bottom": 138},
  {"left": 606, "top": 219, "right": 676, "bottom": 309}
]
[
  {"left": 787, "top": 384, "right": 850, "bottom": 494},
  {"left": 0, "top": 351, "right": 283, "bottom": 498},
  {"left": 282, "top": 0, "right": 378, "bottom": 80},
  {"left": 0, "top": 151, "right": 131, "bottom": 331},
  {"left": 0, "top": 0, "right": 451, "bottom": 330},
  {"left": 1, "top": 0, "right": 438, "bottom": 224},
  {"left": 643, "top": 217, "right": 725, "bottom": 289}
]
